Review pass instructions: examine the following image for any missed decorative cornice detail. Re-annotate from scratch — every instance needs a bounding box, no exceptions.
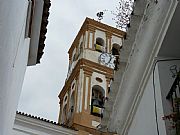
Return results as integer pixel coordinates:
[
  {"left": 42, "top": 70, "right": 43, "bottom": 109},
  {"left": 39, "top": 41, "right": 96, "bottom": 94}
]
[
  {"left": 59, "top": 58, "right": 113, "bottom": 99},
  {"left": 68, "top": 17, "right": 126, "bottom": 56},
  {"left": 83, "top": 67, "right": 93, "bottom": 76},
  {"left": 86, "top": 18, "right": 126, "bottom": 37},
  {"left": 105, "top": 31, "right": 112, "bottom": 39},
  {"left": 36, "top": 0, "right": 51, "bottom": 64},
  {"left": 87, "top": 24, "right": 96, "bottom": 32}
]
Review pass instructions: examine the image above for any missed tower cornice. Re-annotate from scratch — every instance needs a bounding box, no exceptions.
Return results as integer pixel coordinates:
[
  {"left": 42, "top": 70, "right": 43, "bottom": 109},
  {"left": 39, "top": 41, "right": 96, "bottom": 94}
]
[
  {"left": 68, "top": 17, "right": 126, "bottom": 56},
  {"left": 58, "top": 58, "right": 113, "bottom": 99}
]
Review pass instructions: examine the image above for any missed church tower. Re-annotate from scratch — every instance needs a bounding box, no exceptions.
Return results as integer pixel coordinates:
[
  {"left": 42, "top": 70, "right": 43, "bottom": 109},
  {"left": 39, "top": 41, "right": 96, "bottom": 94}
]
[{"left": 58, "top": 18, "right": 125, "bottom": 134}]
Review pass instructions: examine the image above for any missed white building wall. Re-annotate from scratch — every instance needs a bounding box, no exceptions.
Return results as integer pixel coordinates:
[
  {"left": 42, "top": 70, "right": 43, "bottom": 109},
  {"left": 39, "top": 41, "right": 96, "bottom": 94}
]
[
  {"left": 157, "top": 60, "right": 180, "bottom": 135},
  {"left": 13, "top": 114, "right": 77, "bottom": 135},
  {"left": 128, "top": 67, "right": 166, "bottom": 135},
  {"left": 84, "top": 49, "right": 100, "bottom": 63},
  {"left": 0, "top": 1, "right": 30, "bottom": 135},
  {"left": 106, "top": 0, "right": 179, "bottom": 134}
]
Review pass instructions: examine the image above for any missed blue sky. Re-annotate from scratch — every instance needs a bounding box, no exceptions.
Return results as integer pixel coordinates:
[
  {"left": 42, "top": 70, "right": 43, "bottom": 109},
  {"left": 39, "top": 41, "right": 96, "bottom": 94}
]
[{"left": 18, "top": 0, "right": 119, "bottom": 122}]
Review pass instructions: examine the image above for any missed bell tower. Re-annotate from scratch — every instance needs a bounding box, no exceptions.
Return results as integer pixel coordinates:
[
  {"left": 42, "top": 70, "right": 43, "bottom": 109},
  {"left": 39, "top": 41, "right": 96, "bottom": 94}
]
[{"left": 58, "top": 18, "right": 125, "bottom": 134}]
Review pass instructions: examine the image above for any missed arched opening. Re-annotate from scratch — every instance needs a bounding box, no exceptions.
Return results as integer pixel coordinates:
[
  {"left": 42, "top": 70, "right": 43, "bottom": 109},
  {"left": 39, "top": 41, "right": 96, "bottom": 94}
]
[
  {"left": 91, "top": 85, "right": 105, "bottom": 117},
  {"left": 96, "top": 37, "right": 104, "bottom": 46},
  {"left": 95, "top": 37, "right": 105, "bottom": 52},
  {"left": 69, "top": 92, "right": 75, "bottom": 114},
  {"left": 62, "top": 104, "right": 67, "bottom": 123},
  {"left": 65, "top": 92, "right": 75, "bottom": 125},
  {"left": 112, "top": 43, "right": 121, "bottom": 55},
  {"left": 112, "top": 43, "right": 122, "bottom": 70}
]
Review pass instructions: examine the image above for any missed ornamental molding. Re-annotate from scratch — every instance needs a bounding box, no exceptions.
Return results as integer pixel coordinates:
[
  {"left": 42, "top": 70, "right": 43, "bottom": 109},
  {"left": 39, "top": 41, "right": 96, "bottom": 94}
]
[
  {"left": 68, "top": 17, "right": 126, "bottom": 56},
  {"left": 59, "top": 58, "right": 113, "bottom": 99}
]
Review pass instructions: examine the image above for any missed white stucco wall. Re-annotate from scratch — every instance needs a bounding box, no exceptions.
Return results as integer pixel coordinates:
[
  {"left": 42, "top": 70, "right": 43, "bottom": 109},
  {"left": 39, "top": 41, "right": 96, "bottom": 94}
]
[
  {"left": 13, "top": 114, "right": 77, "bottom": 135},
  {"left": 84, "top": 49, "right": 100, "bottom": 63},
  {"left": 0, "top": 1, "right": 30, "bottom": 135},
  {"left": 157, "top": 59, "right": 180, "bottom": 135},
  {"left": 128, "top": 67, "right": 166, "bottom": 135},
  {"left": 107, "top": 0, "right": 179, "bottom": 134}
]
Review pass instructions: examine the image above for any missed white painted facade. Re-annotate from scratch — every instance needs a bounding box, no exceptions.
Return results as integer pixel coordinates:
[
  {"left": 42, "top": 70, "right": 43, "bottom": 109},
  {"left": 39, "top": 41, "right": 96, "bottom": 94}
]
[
  {"left": 72, "top": 28, "right": 123, "bottom": 113},
  {"left": 128, "top": 66, "right": 167, "bottom": 135},
  {"left": 13, "top": 113, "right": 77, "bottom": 135},
  {"left": 59, "top": 18, "right": 125, "bottom": 134},
  {"left": 127, "top": 60, "right": 180, "bottom": 135},
  {"left": 101, "top": 0, "right": 180, "bottom": 135},
  {"left": 68, "top": 28, "right": 123, "bottom": 75},
  {"left": 0, "top": 0, "right": 49, "bottom": 135}
]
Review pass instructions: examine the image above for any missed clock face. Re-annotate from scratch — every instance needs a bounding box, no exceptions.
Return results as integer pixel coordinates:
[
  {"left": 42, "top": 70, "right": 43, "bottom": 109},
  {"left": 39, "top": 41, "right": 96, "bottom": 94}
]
[
  {"left": 99, "top": 53, "right": 111, "bottom": 64},
  {"left": 99, "top": 53, "right": 115, "bottom": 69}
]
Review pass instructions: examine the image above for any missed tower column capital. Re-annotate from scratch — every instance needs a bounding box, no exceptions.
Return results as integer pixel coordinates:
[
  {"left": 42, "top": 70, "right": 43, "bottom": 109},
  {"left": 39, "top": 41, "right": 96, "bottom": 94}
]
[
  {"left": 83, "top": 67, "right": 93, "bottom": 77},
  {"left": 86, "top": 24, "right": 96, "bottom": 32},
  {"left": 105, "top": 31, "right": 112, "bottom": 39}
]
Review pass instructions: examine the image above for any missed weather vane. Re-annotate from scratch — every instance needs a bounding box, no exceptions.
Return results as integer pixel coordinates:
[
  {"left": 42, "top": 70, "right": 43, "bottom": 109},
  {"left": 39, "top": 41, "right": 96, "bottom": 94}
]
[
  {"left": 96, "top": 10, "right": 107, "bottom": 22},
  {"left": 96, "top": 12, "right": 104, "bottom": 21}
]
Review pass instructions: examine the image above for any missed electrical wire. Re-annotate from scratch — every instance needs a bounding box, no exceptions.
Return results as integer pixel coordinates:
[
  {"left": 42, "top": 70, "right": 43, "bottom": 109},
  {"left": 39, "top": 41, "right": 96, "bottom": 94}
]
[{"left": 152, "top": 58, "right": 180, "bottom": 135}]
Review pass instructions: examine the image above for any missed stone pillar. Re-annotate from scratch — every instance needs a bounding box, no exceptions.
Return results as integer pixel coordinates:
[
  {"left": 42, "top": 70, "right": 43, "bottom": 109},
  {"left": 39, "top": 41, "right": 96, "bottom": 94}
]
[
  {"left": 83, "top": 69, "right": 93, "bottom": 112},
  {"left": 106, "top": 32, "right": 112, "bottom": 53}
]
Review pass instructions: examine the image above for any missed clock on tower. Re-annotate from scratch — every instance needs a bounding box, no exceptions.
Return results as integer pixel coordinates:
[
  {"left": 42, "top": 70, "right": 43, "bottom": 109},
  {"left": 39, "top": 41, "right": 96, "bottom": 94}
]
[{"left": 58, "top": 17, "right": 125, "bottom": 135}]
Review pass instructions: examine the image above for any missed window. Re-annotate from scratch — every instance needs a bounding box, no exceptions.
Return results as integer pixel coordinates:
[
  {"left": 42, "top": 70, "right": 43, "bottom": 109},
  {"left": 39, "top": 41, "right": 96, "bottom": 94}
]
[
  {"left": 69, "top": 92, "right": 75, "bottom": 114},
  {"left": 77, "top": 42, "right": 83, "bottom": 57},
  {"left": 72, "top": 83, "right": 75, "bottom": 90},
  {"left": 72, "top": 53, "right": 77, "bottom": 61},
  {"left": 91, "top": 85, "right": 105, "bottom": 117},
  {"left": 64, "top": 96, "right": 67, "bottom": 102},
  {"left": 95, "top": 38, "right": 105, "bottom": 52},
  {"left": 112, "top": 43, "right": 122, "bottom": 70},
  {"left": 96, "top": 77, "right": 103, "bottom": 83},
  {"left": 112, "top": 43, "right": 122, "bottom": 56},
  {"left": 62, "top": 104, "right": 67, "bottom": 123}
]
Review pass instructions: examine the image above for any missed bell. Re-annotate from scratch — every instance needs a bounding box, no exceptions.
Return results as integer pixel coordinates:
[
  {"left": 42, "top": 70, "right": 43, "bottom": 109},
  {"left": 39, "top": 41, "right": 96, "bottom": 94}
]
[{"left": 92, "top": 99, "right": 100, "bottom": 107}]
